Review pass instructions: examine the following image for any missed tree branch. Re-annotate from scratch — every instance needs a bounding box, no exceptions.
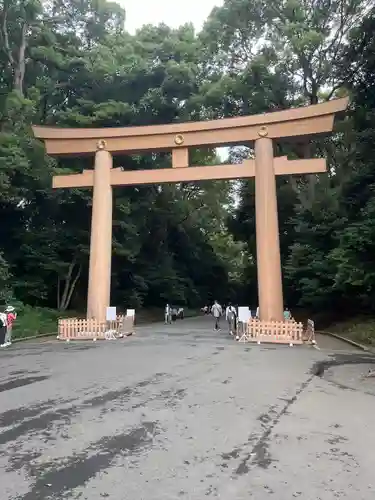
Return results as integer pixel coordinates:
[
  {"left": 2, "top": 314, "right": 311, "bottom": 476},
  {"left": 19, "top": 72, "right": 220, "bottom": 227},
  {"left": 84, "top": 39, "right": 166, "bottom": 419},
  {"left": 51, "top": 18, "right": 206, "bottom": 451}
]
[
  {"left": 178, "top": 202, "right": 205, "bottom": 225},
  {"left": 1, "top": 5, "right": 14, "bottom": 65},
  {"left": 59, "top": 257, "right": 76, "bottom": 310},
  {"left": 64, "top": 264, "right": 82, "bottom": 310},
  {"left": 57, "top": 275, "right": 61, "bottom": 310}
]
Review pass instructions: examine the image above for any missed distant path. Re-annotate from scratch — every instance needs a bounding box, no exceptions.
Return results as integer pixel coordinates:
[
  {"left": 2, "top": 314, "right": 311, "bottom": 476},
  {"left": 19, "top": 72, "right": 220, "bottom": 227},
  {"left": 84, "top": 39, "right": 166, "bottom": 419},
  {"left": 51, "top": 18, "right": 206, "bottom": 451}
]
[
  {"left": 141, "top": 315, "right": 361, "bottom": 351},
  {"left": 315, "top": 332, "right": 360, "bottom": 351},
  {"left": 0, "top": 316, "right": 374, "bottom": 500}
]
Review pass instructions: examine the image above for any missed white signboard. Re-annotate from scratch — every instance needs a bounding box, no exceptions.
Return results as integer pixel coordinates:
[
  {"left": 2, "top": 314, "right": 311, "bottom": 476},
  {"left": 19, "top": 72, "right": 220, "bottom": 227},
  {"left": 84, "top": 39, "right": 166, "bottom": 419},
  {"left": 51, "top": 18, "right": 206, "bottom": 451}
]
[
  {"left": 106, "top": 306, "right": 117, "bottom": 321},
  {"left": 126, "top": 309, "right": 135, "bottom": 318},
  {"left": 238, "top": 306, "right": 251, "bottom": 323}
]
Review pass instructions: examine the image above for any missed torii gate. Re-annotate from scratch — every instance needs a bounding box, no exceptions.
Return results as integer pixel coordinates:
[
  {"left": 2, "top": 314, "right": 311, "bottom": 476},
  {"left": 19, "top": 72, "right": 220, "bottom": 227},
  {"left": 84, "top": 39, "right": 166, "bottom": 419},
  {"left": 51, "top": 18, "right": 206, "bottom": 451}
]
[{"left": 33, "top": 98, "right": 348, "bottom": 323}]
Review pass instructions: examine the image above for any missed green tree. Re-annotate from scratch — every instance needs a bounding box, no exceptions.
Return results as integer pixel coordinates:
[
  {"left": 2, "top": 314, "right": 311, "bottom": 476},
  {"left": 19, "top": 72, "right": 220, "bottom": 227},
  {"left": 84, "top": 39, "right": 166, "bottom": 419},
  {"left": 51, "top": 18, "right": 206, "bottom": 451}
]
[{"left": 0, "top": 0, "right": 243, "bottom": 313}]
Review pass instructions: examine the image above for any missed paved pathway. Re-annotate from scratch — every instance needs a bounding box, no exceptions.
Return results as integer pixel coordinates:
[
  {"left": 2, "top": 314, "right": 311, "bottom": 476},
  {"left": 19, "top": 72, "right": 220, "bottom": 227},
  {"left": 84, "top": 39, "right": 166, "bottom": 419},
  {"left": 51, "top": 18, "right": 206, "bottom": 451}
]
[
  {"left": 1, "top": 316, "right": 375, "bottom": 499},
  {"left": 315, "top": 332, "right": 359, "bottom": 351}
]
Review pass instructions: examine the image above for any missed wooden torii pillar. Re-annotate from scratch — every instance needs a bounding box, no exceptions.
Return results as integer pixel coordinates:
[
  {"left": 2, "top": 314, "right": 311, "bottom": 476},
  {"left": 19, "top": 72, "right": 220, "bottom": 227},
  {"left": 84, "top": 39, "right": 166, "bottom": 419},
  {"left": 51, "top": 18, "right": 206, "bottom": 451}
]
[{"left": 33, "top": 98, "right": 348, "bottom": 322}]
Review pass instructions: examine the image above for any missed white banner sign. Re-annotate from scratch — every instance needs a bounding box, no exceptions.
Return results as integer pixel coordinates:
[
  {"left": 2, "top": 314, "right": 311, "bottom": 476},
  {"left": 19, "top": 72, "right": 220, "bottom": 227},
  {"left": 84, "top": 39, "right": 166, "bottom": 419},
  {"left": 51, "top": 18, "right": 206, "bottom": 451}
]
[
  {"left": 106, "top": 306, "right": 117, "bottom": 321},
  {"left": 238, "top": 306, "right": 251, "bottom": 323}
]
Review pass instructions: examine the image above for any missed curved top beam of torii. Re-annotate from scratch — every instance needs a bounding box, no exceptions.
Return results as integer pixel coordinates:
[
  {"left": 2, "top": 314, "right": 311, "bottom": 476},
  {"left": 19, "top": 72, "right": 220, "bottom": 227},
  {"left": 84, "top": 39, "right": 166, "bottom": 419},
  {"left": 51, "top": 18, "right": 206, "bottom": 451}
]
[{"left": 33, "top": 97, "right": 348, "bottom": 156}]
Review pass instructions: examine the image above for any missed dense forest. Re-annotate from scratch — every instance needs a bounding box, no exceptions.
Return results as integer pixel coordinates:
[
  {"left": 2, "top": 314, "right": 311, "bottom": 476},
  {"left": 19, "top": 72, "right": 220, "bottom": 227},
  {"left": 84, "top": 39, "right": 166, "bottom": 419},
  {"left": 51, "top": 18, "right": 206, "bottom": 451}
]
[{"left": 1, "top": 0, "right": 375, "bottom": 320}]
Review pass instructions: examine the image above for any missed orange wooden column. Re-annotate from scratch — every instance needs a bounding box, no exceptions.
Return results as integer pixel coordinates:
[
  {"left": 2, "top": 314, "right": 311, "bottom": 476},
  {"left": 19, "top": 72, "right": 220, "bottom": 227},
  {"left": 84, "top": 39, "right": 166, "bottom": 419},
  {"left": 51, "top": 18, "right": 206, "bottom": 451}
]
[
  {"left": 255, "top": 134, "right": 284, "bottom": 321},
  {"left": 87, "top": 141, "right": 113, "bottom": 321}
]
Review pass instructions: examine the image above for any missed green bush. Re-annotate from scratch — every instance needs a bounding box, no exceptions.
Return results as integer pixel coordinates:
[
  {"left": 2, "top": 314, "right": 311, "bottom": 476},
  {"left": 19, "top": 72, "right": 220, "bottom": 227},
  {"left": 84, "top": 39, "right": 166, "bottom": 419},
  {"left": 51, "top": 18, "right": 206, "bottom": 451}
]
[{"left": 11, "top": 306, "right": 75, "bottom": 340}]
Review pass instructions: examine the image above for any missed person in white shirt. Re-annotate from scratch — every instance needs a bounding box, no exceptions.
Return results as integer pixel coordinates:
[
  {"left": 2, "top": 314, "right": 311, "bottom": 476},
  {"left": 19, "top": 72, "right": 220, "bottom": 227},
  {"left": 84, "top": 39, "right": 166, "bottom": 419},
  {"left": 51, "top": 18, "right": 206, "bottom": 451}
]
[
  {"left": 211, "top": 300, "right": 223, "bottom": 331},
  {"left": 164, "top": 304, "right": 171, "bottom": 324},
  {"left": 225, "top": 303, "right": 237, "bottom": 335}
]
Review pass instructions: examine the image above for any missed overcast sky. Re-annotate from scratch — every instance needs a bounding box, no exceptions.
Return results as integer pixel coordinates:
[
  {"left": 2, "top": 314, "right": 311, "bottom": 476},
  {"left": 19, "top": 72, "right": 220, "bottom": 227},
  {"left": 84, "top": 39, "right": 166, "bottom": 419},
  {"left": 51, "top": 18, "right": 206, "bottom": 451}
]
[
  {"left": 117, "top": 0, "right": 229, "bottom": 162},
  {"left": 119, "top": 0, "right": 223, "bottom": 34}
]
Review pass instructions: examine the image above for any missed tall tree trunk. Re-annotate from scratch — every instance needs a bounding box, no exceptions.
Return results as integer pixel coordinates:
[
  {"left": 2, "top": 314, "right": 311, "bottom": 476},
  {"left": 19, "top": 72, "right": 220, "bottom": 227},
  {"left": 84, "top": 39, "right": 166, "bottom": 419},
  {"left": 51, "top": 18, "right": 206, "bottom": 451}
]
[
  {"left": 59, "top": 259, "right": 75, "bottom": 310},
  {"left": 57, "top": 275, "right": 61, "bottom": 310},
  {"left": 1, "top": 6, "right": 14, "bottom": 72},
  {"left": 64, "top": 265, "right": 82, "bottom": 310},
  {"left": 0, "top": 5, "right": 27, "bottom": 96},
  {"left": 13, "top": 22, "right": 27, "bottom": 95},
  {"left": 58, "top": 258, "right": 82, "bottom": 311}
]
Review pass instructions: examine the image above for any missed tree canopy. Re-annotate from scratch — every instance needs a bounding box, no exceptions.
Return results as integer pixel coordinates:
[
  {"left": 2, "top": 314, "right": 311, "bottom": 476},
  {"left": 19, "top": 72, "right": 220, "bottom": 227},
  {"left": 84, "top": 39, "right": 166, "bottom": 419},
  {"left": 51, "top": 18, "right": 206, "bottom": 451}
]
[{"left": 0, "top": 0, "right": 374, "bottom": 318}]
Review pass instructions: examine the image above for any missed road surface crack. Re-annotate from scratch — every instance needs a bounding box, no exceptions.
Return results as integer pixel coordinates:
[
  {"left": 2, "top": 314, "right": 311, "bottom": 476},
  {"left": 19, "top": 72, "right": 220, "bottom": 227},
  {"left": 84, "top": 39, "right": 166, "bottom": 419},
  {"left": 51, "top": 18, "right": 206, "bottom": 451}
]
[{"left": 233, "top": 373, "right": 315, "bottom": 475}]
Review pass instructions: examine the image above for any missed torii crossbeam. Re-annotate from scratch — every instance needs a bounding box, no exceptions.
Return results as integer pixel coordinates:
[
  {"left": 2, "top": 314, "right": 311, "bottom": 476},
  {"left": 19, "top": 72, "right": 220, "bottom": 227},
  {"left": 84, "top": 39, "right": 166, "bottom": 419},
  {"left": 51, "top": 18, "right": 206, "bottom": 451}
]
[{"left": 33, "top": 98, "right": 348, "bottom": 322}]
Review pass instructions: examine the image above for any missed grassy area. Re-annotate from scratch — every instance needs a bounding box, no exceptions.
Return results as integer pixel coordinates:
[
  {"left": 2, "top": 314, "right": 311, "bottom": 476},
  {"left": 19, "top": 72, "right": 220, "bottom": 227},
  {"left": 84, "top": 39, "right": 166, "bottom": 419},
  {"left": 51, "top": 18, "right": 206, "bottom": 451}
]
[
  {"left": 324, "top": 316, "right": 375, "bottom": 347},
  {"left": 10, "top": 306, "right": 201, "bottom": 340},
  {"left": 12, "top": 306, "right": 72, "bottom": 340}
]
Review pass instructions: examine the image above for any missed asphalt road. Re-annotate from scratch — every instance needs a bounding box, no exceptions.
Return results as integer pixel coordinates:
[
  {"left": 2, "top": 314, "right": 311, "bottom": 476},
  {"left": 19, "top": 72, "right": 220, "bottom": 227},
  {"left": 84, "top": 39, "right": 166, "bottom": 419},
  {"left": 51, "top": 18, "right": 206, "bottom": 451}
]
[{"left": 1, "top": 316, "right": 375, "bottom": 500}]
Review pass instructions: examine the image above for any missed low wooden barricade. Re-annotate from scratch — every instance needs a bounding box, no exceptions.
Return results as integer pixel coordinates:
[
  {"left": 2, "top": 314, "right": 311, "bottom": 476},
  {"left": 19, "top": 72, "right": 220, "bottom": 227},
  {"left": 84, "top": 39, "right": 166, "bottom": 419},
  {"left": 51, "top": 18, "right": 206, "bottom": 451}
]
[
  {"left": 240, "top": 318, "right": 303, "bottom": 344},
  {"left": 57, "top": 315, "right": 134, "bottom": 341}
]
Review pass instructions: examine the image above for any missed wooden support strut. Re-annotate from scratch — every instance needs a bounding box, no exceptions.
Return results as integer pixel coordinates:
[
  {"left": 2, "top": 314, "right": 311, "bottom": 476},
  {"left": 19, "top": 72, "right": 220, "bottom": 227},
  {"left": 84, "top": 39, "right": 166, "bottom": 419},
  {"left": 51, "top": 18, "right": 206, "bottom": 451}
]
[{"left": 52, "top": 157, "right": 327, "bottom": 189}]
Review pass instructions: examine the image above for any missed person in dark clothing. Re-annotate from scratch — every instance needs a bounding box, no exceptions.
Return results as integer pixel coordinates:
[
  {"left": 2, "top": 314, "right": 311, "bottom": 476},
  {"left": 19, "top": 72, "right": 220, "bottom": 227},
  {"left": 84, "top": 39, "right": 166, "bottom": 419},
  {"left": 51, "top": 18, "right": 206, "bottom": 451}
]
[
  {"left": 0, "top": 312, "right": 7, "bottom": 346},
  {"left": 225, "top": 302, "right": 237, "bottom": 336},
  {"left": 171, "top": 306, "right": 177, "bottom": 322},
  {"left": 211, "top": 301, "right": 223, "bottom": 331}
]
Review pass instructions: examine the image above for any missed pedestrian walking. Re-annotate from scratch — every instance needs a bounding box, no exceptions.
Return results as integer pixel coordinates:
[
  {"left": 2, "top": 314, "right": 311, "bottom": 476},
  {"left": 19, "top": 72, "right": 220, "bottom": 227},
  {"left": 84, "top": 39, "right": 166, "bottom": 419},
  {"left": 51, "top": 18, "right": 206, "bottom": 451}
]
[
  {"left": 225, "top": 302, "right": 237, "bottom": 336},
  {"left": 211, "top": 300, "right": 223, "bottom": 331},
  {"left": 0, "top": 311, "right": 7, "bottom": 347},
  {"left": 4, "top": 306, "right": 16, "bottom": 346},
  {"left": 171, "top": 306, "right": 177, "bottom": 322},
  {"left": 165, "top": 304, "right": 171, "bottom": 324}
]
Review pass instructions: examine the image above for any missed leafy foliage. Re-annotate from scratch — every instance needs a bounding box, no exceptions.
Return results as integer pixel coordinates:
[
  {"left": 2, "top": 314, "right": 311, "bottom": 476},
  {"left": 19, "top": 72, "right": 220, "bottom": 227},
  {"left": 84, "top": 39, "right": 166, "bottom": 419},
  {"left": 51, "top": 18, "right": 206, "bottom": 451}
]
[
  {"left": 1, "top": 0, "right": 375, "bottom": 321},
  {"left": 0, "top": 0, "right": 247, "bottom": 312},
  {"left": 202, "top": 0, "right": 375, "bottom": 315}
]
